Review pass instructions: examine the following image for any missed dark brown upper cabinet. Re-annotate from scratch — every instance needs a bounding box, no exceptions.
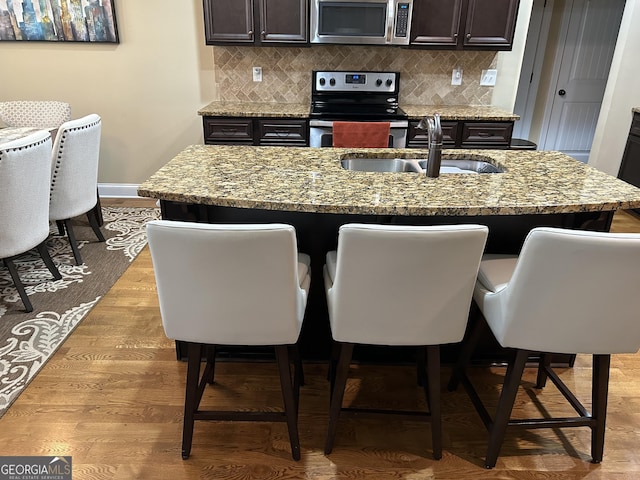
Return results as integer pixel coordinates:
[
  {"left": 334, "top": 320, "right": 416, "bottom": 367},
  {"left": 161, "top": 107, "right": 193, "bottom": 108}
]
[
  {"left": 410, "top": 0, "right": 519, "bottom": 50},
  {"left": 203, "top": 0, "right": 308, "bottom": 46}
]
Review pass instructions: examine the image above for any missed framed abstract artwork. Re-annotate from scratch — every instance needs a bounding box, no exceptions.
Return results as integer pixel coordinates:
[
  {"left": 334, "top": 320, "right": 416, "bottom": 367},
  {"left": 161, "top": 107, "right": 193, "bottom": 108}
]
[{"left": 0, "top": 0, "right": 118, "bottom": 43}]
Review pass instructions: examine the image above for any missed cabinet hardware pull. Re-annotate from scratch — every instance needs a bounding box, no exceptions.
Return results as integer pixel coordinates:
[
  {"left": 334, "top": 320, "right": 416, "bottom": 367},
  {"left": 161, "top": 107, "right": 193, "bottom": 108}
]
[{"left": 466, "top": 33, "right": 471, "bottom": 39}]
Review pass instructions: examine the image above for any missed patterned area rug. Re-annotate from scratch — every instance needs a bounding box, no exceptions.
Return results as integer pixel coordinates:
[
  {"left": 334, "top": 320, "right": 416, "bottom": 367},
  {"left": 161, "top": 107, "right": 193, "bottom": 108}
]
[{"left": 0, "top": 206, "right": 159, "bottom": 418}]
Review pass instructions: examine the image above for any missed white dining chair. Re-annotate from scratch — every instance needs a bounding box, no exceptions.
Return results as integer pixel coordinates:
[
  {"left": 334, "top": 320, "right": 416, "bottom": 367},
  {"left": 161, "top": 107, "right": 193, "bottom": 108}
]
[
  {"left": 448, "top": 227, "right": 640, "bottom": 468},
  {"left": 0, "top": 130, "right": 62, "bottom": 312},
  {"left": 323, "top": 223, "right": 488, "bottom": 459},
  {"left": 49, "top": 113, "right": 104, "bottom": 265},
  {"left": 146, "top": 220, "right": 311, "bottom": 461}
]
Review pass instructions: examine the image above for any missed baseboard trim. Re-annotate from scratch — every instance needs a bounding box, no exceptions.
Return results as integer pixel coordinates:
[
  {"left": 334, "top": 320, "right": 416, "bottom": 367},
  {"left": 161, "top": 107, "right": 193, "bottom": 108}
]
[{"left": 98, "top": 183, "right": 141, "bottom": 198}]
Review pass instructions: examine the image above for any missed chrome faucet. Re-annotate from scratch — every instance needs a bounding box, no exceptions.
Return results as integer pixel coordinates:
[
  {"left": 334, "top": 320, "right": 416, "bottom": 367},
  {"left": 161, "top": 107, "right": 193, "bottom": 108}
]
[{"left": 417, "top": 114, "right": 443, "bottom": 178}]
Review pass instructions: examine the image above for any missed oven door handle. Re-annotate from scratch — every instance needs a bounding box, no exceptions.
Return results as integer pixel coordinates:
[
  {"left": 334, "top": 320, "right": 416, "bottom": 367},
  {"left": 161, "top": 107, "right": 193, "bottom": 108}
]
[
  {"left": 309, "top": 120, "right": 335, "bottom": 128},
  {"left": 309, "top": 119, "right": 408, "bottom": 128}
]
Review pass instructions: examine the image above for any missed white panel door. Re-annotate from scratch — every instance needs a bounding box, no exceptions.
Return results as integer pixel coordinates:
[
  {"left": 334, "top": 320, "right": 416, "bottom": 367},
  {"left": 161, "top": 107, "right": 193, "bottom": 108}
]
[{"left": 541, "top": 0, "right": 625, "bottom": 162}]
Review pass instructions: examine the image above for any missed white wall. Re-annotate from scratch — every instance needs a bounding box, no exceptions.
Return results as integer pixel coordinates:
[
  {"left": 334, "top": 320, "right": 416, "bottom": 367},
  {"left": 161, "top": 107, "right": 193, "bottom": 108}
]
[
  {"left": 491, "top": 0, "right": 533, "bottom": 111},
  {"left": 588, "top": 1, "right": 640, "bottom": 175},
  {"left": 0, "top": 0, "right": 215, "bottom": 184}
]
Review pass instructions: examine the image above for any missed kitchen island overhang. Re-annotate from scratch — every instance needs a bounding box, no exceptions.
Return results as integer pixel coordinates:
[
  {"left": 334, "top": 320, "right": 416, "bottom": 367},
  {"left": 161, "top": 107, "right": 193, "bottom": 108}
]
[
  {"left": 138, "top": 145, "right": 640, "bottom": 363},
  {"left": 138, "top": 144, "right": 640, "bottom": 218}
]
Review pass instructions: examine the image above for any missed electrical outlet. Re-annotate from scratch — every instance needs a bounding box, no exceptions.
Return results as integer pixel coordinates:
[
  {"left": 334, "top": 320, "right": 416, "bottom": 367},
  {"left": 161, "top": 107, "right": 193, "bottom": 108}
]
[
  {"left": 480, "top": 69, "right": 497, "bottom": 86},
  {"left": 253, "top": 66, "right": 262, "bottom": 82},
  {"left": 451, "top": 67, "right": 463, "bottom": 86}
]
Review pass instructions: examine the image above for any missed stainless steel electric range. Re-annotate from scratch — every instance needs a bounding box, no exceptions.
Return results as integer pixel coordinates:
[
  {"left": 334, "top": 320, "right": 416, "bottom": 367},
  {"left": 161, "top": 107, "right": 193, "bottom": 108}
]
[{"left": 309, "top": 70, "right": 408, "bottom": 148}]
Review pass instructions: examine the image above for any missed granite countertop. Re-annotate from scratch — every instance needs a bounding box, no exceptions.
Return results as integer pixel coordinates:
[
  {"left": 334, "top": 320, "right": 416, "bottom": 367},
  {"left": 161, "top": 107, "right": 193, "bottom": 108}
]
[
  {"left": 198, "top": 101, "right": 310, "bottom": 118},
  {"left": 138, "top": 145, "right": 640, "bottom": 216},
  {"left": 197, "top": 101, "right": 519, "bottom": 121},
  {"left": 400, "top": 105, "right": 519, "bottom": 121}
]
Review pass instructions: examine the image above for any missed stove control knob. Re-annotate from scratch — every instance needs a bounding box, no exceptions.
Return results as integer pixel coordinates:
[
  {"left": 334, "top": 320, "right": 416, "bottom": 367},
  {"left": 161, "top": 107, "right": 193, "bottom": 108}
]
[
  {"left": 329, "top": 78, "right": 336, "bottom": 86},
  {"left": 319, "top": 77, "right": 326, "bottom": 86},
  {"left": 376, "top": 79, "right": 383, "bottom": 86},
  {"left": 386, "top": 79, "right": 393, "bottom": 87}
]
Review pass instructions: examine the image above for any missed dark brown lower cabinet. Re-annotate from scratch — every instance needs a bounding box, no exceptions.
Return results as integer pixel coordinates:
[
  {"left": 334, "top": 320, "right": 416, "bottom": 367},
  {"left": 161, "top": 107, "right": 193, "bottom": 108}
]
[
  {"left": 407, "top": 120, "right": 514, "bottom": 148},
  {"left": 203, "top": 116, "right": 308, "bottom": 146},
  {"left": 202, "top": 116, "right": 513, "bottom": 150},
  {"left": 618, "top": 112, "right": 640, "bottom": 214}
]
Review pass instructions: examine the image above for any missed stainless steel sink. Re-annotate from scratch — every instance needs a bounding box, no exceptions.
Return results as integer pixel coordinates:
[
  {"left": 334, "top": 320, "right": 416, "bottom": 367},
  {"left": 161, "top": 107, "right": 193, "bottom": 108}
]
[
  {"left": 340, "top": 158, "right": 421, "bottom": 173},
  {"left": 341, "top": 157, "right": 503, "bottom": 174},
  {"left": 418, "top": 159, "right": 504, "bottom": 174}
]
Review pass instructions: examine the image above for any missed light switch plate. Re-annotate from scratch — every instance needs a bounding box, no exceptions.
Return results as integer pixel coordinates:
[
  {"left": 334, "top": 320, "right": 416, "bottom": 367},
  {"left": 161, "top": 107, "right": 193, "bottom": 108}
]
[
  {"left": 480, "top": 69, "right": 497, "bottom": 86},
  {"left": 253, "top": 66, "right": 262, "bottom": 82},
  {"left": 451, "top": 67, "right": 462, "bottom": 86}
]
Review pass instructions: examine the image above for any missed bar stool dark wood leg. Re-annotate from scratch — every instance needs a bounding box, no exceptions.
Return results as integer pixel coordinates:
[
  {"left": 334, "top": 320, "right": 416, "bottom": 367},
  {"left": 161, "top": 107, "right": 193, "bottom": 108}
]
[
  {"left": 591, "top": 354, "right": 610, "bottom": 463},
  {"left": 485, "top": 349, "right": 530, "bottom": 468},
  {"left": 536, "top": 353, "right": 552, "bottom": 389},
  {"left": 448, "top": 311, "right": 486, "bottom": 392},
  {"left": 325, "top": 342, "right": 354, "bottom": 455},
  {"left": 275, "top": 345, "right": 301, "bottom": 461},
  {"left": 182, "top": 342, "right": 203, "bottom": 460},
  {"left": 426, "top": 345, "right": 442, "bottom": 460}
]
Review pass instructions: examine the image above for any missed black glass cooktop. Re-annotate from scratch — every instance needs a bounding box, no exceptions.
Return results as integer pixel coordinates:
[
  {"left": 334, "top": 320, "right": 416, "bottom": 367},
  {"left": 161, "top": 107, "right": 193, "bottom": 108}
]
[{"left": 309, "top": 103, "right": 408, "bottom": 121}]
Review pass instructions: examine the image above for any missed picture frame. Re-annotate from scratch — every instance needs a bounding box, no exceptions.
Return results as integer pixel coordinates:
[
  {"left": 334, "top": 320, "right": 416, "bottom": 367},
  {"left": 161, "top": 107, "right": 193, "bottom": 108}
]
[{"left": 0, "top": 0, "right": 119, "bottom": 43}]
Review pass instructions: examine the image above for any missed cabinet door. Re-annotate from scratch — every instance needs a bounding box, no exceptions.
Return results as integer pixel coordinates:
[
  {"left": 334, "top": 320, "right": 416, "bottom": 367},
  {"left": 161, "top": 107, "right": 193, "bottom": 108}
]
[
  {"left": 257, "top": 119, "right": 309, "bottom": 145},
  {"left": 618, "top": 115, "right": 640, "bottom": 191},
  {"left": 259, "top": 0, "right": 308, "bottom": 43},
  {"left": 203, "top": 117, "right": 254, "bottom": 145},
  {"left": 410, "top": 0, "right": 463, "bottom": 46},
  {"left": 463, "top": 0, "right": 519, "bottom": 48},
  {"left": 460, "top": 121, "right": 513, "bottom": 148},
  {"left": 618, "top": 135, "right": 640, "bottom": 189},
  {"left": 407, "top": 121, "right": 458, "bottom": 148},
  {"left": 203, "top": 0, "right": 254, "bottom": 45}
]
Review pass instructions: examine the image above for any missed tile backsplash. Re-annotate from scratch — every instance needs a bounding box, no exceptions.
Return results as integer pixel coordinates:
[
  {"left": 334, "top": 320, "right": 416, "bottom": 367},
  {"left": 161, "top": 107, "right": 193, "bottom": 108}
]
[{"left": 212, "top": 45, "right": 497, "bottom": 105}]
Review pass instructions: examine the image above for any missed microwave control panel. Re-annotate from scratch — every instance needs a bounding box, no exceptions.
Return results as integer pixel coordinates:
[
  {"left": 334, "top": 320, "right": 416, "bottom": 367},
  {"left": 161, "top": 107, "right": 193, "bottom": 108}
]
[{"left": 395, "top": 3, "right": 410, "bottom": 37}]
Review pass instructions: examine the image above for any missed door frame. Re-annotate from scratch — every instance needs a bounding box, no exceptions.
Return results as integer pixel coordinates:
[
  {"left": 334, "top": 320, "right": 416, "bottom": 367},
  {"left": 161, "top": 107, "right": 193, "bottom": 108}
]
[
  {"left": 512, "top": 0, "right": 555, "bottom": 141},
  {"left": 536, "top": 0, "right": 625, "bottom": 156},
  {"left": 537, "top": 0, "right": 575, "bottom": 151}
]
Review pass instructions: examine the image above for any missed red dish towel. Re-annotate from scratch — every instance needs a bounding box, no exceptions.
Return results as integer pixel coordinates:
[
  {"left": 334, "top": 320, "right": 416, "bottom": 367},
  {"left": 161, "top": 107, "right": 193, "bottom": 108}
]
[{"left": 332, "top": 121, "right": 391, "bottom": 148}]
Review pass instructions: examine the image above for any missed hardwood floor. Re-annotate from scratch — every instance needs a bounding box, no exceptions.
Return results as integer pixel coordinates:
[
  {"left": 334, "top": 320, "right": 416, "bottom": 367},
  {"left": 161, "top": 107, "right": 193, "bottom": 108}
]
[{"left": 2, "top": 201, "right": 640, "bottom": 479}]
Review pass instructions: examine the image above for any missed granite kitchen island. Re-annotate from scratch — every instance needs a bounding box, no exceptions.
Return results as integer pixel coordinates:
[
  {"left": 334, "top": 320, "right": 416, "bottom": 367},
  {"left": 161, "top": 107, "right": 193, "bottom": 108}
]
[{"left": 138, "top": 145, "right": 640, "bottom": 362}]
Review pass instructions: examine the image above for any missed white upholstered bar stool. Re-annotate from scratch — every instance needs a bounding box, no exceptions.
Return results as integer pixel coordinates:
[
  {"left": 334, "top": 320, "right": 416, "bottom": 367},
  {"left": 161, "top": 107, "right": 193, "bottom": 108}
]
[
  {"left": 49, "top": 114, "right": 105, "bottom": 265},
  {"left": 323, "top": 223, "right": 488, "bottom": 458},
  {"left": 146, "top": 220, "right": 311, "bottom": 461},
  {"left": 0, "top": 131, "right": 62, "bottom": 312},
  {"left": 448, "top": 227, "right": 640, "bottom": 468}
]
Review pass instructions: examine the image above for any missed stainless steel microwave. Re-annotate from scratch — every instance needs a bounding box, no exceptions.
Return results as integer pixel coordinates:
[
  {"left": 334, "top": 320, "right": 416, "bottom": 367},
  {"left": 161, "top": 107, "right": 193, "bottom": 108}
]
[{"left": 310, "top": 0, "right": 413, "bottom": 46}]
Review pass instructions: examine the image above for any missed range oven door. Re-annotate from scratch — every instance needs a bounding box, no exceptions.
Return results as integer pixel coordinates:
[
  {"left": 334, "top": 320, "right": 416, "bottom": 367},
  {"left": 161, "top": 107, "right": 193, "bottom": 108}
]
[{"left": 309, "top": 119, "right": 408, "bottom": 148}]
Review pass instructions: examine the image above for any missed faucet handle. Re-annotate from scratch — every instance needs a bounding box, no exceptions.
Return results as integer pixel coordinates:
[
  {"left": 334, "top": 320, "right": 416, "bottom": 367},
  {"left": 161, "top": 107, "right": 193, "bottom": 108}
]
[{"left": 433, "top": 114, "right": 443, "bottom": 142}]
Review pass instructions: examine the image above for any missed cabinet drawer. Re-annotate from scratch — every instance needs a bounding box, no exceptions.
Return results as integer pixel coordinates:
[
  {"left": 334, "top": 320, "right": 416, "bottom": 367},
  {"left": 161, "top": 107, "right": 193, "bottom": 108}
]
[
  {"left": 407, "top": 121, "right": 457, "bottom": 148},
  {"left": 460, "top": 122, "right": 513, "bottom": 147},
  {"left": 203, "top": 117, "right": 253, "bottom": 144},
  {"left": 630, "top": 112, "right": 640, "bottom": 137},
  {"left": 257, "top": 119, "right": 308, "bottom": 145}
]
